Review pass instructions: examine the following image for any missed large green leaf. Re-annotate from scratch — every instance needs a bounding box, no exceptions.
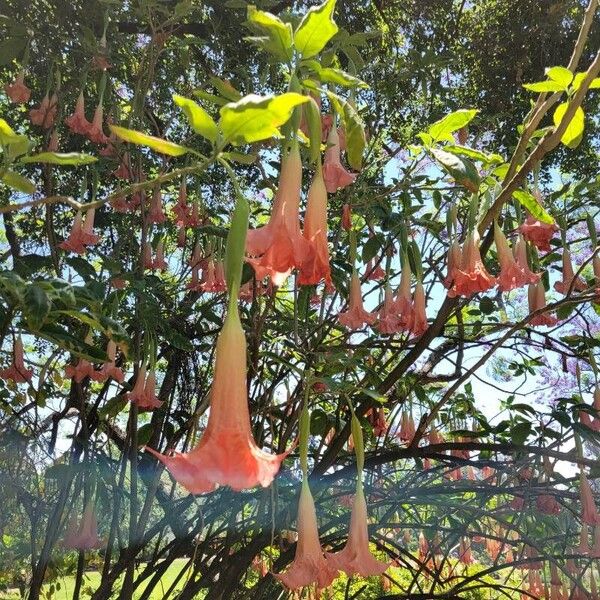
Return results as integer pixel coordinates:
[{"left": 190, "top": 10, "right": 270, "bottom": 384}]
[
  {"left": 545, "top": 66, "right": 573, "bottom": 88},
  {"left": 523, "top": 80, "right": 566, "bottom": 93},
  {"left": 246, "top": 5, "right": 293, "bottom": 61},
  {"left": 430, "top": 147, "right": 480, "bottom": 192},
  {"left": 294, "top": 0, "right": 338, "bottom": 59},
  {"left": 512, "top": 189, "right": 554, "bottom": 224},
  {"left": 23, "top": 284, "right": 51, "bottom": 330},
  {"left": 109, "top": 125, "right": 188, "bottom": 156},
  {"left": 553, "top": 102, "right": 584, "bottom": 149},
  {"left": 428, "top": 109, "right": 478, "bottom": 142},
  {"left": 304, "top": 61, "right": 367, "bottom": 88},
  {"left": 20, "top": 152, "right": 98, "bottom": 165},
  {"left": 219, "top": 93, "right": 309, "bottom": 144},
  {"left": 1, "top": 170, "right": 35, "bottom": 194},
  {"left": 173, "top": 94, "right": 218, "bottom": 142}
]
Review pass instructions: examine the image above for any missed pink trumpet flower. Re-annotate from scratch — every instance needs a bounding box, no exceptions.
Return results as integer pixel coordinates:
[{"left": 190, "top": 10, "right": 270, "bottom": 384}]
[
  {"left": 86, "top": 102, "right": 109, "bottom": 144},
  {"left": 398, "top": 410, "right": 416, "bottom": 443},
  {"left": 458, "top": 538, "right": 474, "bottom": 565},
  {"left": 394, "top": 257, "right": 414, "bottom": 331},
  {"left": 127, "top": 365, "right": 162, "bottom": 411},
  {"left": 96, "top": 340, "right": 124, "bottom": 384},
  {"left": 580, "top": 472, "right": 600, "bottom": 526},
  {"left": 62, "top": 502, "right": 103, "bottom": 550},
  {"left": 342, "top": 204, "right": 352, "bottom": 231},
  {"left": 0, "top": 337, "right": 33, "bottom": 383},
  {"left": 246, "top": 143, "right": 312, "bottom": 286},
  {"left": 65, "top": 92, "right": 92, "bottom": 134},
  {"left": 495, "top": 224, "right": 540, "bottom": 291},
  {"left": 29, "top": 93, "right": 58, "bottom": 128},
  {"left": 338, "top": 271, "right": 376, "bottom": 330},
  {"left": 519, "top": 191, "right": 558, "bottom": 252},
  {"left": 4, "top": 71, "right": 31, "bottom": 103},
  {"left": 365, "top": 257, "right": 385, "bottom": 281},
  {"left": 172, "top": 179, "right": 190, "bottom": 224},
  {"left": 200, "top": 260, "right": 227, "bottom": 293},
  {"left": 448, "top": 231, "right": 496, "bottom": 298},
  {"left": 326, "top": 485, "right": 390, "bottom": 577},
  {"left": 369, "top": 407, "right": 388, "bottom": 437},
  {"left": 536, "top": 494, "right": 561, "bottom": 515},
  {"left": 322, "top": 126, "right": 355, "bottom": 193},
  {"left": 554, "top": 249, "right": 587, "bottom": 295},
  {"left": 298, "top": 167, "right": 332, "bottom": 287},
  {"left": 411, "top": 281, "right": 428, "bottom": 336},
  {"left": 145, "top": 308, "right": 291, "bottom": 493},
  {"left": 376, "top": 285, "right": 401, "bottom": 335},
  {"left": 443, "top": 240, "right": 462, "bottom": 288},
  {"left": 528, "top": 282, "right": 558, "bottom": 327},
  {"left": 59, "top": 209, "right": 100, "bottom": 254},
  {"left": 153, "top": 240, "right": 168, "bottom": 271},
  {"left": 148, "top": 187, "right": 166, "bottom": 224},
  {"left": 274, "top": 481, "right": 338, "bottom": 590},
  {"left": 64, "top": 358, "right": 96, "bottom": 383}
]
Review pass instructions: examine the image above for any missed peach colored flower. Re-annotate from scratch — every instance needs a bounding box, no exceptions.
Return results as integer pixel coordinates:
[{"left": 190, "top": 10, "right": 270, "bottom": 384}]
[
  {"left": 495, "top": 224, "right": 539, "bottom": 291},
  {"left": 536, "top": 494, "right": 561, "bottom": 515},
  {"left": 443, "top": 240, "right": 462, "bottom": 288},
  {"left": 246, "top": 144, "right": 313, "bottom": 286},
  {"left": 369, "top": 407, "right": 388, "bottom": 437},
  {"left": 200, "top": 260, "right": 226, "bottom": 293},
  {"left": 48, "top": 130, "right": 59, "bottom": 152},
  {"left": 398, "top": 409, "right": 415, "bottom": 443},
  {"left": 127, "top": 365, "right": 162, "bottom": 411},
  {"left": 87, "top": 103, "right": 109, "bottom": 144},
  {"left": 172, "top": 179, "right": 190, "bottom": 224},
  {"left": 59, "top": 209, "right": 99, "bottom": 254},
  {"left": 322, "top": 126, "right": 355, "bottom": 193},
  {"left": 0, "top": 336, "right": 33, "bottom": 383},
  {"left": 394, "top": 257, "right": 414, "bottom": 331},
  {"left": 4, "top": 71, "right": 30, "bottom": 103},
  {"left": 299, "top": 168, "right": 332, "bottom": 287},
  {"left": 365, "top": 258, "right": 385, "bottom": 281},
  {"left": 29, "top": 93, "right": 58, "bottom": 128},
  {"left": 411, "top": 281, "right": 427, "bottom": 336},
  {"left": 376, "top": 285, "right": 401, "bottom": 334},
  {"left": 554, "top": 249, "right": 587, "bottom": 295},
  {"left": 65, "top": 359, "right": 95, "bottom": 383},
  {"left": 145, "top": 310, "right": 291, "bottom": 493},
  {"left": 326, "top": 486, "right": 390, "bottom": 577},
  {"left": 62, "top": 502, "right": 103, "bottom": 550},
  {"left": 338, "top": 271, "right": 376, "bottom": 330},
  {"left": 275, "top": 481, "right": 339, "bottom": 590},
  {"left": 528, "top": 282, "right": 558, "bottom": 327},
  {"left": 580, "top": 472, "right": 600, "bottom": 526},
  {"left": 342, "top": 203, "right": 352, "bottom": 231},
  {"left": 458, "top": 537, "right": 474, "bottom": 564},
  {"left": 448, "top": 232, "right": 496, "bottom": 297},
  {"left": 148, "top": 187, "right": 166, "bottom": 224},
  {"left": 96, "top": 340, "right": 124, "bottom": 384},
  {"left": 65, "top": 92, "right": 91, "bottom": 134},
  {"left": 513, "top": 236, "right": 541, "bottom": 283},
  {"left": 518, "top": 191, "right": 558, "bottom": 252}
]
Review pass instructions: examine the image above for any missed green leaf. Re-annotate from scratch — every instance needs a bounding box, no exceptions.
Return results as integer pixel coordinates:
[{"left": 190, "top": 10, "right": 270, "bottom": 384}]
[
  {"left": 246, "top": 5, "right": 293, "bottom": 61},
  {"left": 304, "top": 61, "right": 368, "bottom": 88},
  {"left": 553, "top": 102, "right": 584, "bottom": 149},
  {"left": 220, "top": 151, "right": 257, "bottom": 164},
  {"left": 545, "top": 66, "right": 573, "bottom": 88},
  {"left": 428, "top": 109, "right": 478, "bottom": 143},
  {"left": 512, "top": 189, "right": 554, "bottom": 224},
  {"left": 510, "top": 421, "right": 532, "bottom": 445},
  {"left": 109, "top": 125, "right": 188, "bottom": 156},
  {"left": 444, "top": 144, "right": 504, "bottom": 165},
  {"left": 0, "top": 118, "right": 20, "bottom": 145},
  {"left": 1, "top": 170, "right": 35, "bottom": 194},
  {"left": 327, "top": 91, "right": 365, "bottom": 170},
  {"left": 209, "top": 76, "right": 242, "bottom": 102},
  {"left": 219, "top": 93, "right": 309, "bottom": 144},
  {"left": 20, "top": 152, "right": 98, "bottom": 166},
  {"left": 294, "top": 0, "right": 338, "bottom": 59},
  {"left": 522, "top": 81, "right": 566, "bottom": 93},
  {"left": 225, "top": 195, "right": 249, "bottom": 293},
  {"left": 430, "top": 147, "right": 480, "bottom": 192},
  {"left": 23, "top": 285, "right": 51, "bottom": 330},
  {"left": 173, "top": 94, "right": 218, "bottom": 142},
  {"left": 304, "top": 96, "right": 322, "bottom": 163}
]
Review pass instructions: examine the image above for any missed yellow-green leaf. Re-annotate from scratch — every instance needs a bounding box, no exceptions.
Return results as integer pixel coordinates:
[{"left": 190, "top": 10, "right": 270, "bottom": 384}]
[
  {"left": 20, "top": 152, "right": 98, "bottom": 166},
  {"left": 553, "top": 102, "right": 585, "bottom": 149},
  {"left": 512, "top": 189, "right": 554, "bottom": 225},
  {"left": 219, "top": 93, "right": 309, "bottom": 144},
  {"left": 246, "top": 5, "right": 293, "bottom": 61},
  {"left": 327, "top": 91, "right": 365, "bottom": 170},
  {"left": 428, "top": 109, "right": 478, "bottom": 142},
  {"left": 0, "top": 118, "right": 20, "bottom": 144},
  {"left": 294, "top": 0, "right": 338, "bottom": 59},
  {"left": 1, "top": 170, "right": 36, "bottom": 194},
  {"left": 303, "top": 60, "right": 367, "bottom": 88},
  {"left": 545, "top": 66, "right": 573, "bottom": 88},
  {"left": 109, "top": 125, "right": 188, "bottom": 156},
  {"left": 523, "top": 80, "right": 565, "bottom": 93},
  {"left": 173, "top": 94, "right": 218, "bottom": 142}
]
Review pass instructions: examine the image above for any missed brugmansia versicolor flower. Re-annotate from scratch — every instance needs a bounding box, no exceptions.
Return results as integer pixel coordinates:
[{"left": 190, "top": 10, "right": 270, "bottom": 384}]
[
  {"left": 338, "top": 271, "right": 376, "bottom": 330},
  {"left": 443, "top": 240, "right": 462, "bottom": 288},
  {"left": 365, "top": 257, "right": 385, "bottom": 281},
  {"left": 518, "top": 191, "right": 558, "bottom": 252},
  {"left": 97, "top": 340, "right": 125, "bottom": 383},
  {"left": 579, "top": 471, "right": 600, "bottom": 526},
  {"left": 274, "top": 480, "right": 338, "bottom": 590},
  {"left": 0, "top": 336, "right": 33, "bottom": 383},
  {"left": 246, "top": 143, "right": 312, "bottom": 286},
  {"left": 29, "top": 93, "right": 58, "bottom": 129},
  {"left": 127, "top": 365, "right": 162, "bottom": 411},
  {"left": 322, "top": 126, "right": 355, "bottom": 193},
  {"left": 528, "top": 282, "right": 558, "bottom": 327},
  {"left": 394, "top": 256, "right": 414, "bottom": 331},
  {"left": 448, "top": 231, "right": 496, "bottom": 297},
  {"left": 554, "top": 249, "right": 587, "bottom": 295},
  {"left": 62, "top": 502, "right": 103, "bottom": 550},
  {"left": 65, "top": 92, "right": 92, "bottom": 134},
  {"left": 145, "top": 306, "right": 290, "bottom": 493},
  {"left": 342, "top": 203, "right": 352, "bottom": 231},
  {"left": 376, "top": 284, "right": 401, "bottom": 335},
  {"left": 148, "top": 187, "right": 167, "bottom": 224},
  {"left": 59, "top": 209, "right": 100, "bottom": 255},
  {"left": 495, "top": 223, "right": 539, "bottom": 291},
  {"left": 4, "top": 71, "right": 31, "bottom": 103},
  {"left": 65, "top": 358, "right": 96, "bottom": 383},
  {"left": 326, "top": 484, "right": 390, "bottom": 577},
  {"left": 298, "top": 166, "right": 332, "bottom": 287},
  {"left": 411, "top": 281, "right": 428, "bottom": 336},
  {"left": 87, "top": 102, "right": 109, "bottom": 144}
]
